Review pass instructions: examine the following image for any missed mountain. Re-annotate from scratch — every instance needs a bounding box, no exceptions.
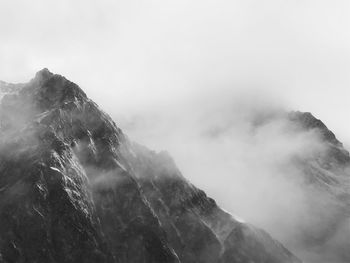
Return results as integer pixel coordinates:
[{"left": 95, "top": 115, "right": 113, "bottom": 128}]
[
  {"left": 285, "top": 112, "right": 350, "bottom": 262},
  {"left": 0, "top": 69, "right": 301, "bottom": 263},
  {"left": 243, "top": 109, "right": 350, "bottom": 263}
]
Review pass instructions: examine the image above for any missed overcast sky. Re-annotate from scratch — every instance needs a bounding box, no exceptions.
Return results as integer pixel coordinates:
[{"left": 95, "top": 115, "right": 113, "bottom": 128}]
[
  {"left": 1, "top": 0, "right": 350, "bottom": 147},
  {"left": 1, "top": 0, "right": 349, "bottom": 144},
  {"left": 1, "top": 2, "right": 349, "bottom": 260}
]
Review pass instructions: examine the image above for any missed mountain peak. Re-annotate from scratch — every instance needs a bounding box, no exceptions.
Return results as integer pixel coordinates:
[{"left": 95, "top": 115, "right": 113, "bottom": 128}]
[
  {"left": 289, "top": 111, "right": 341, "bottom": 146},
  {"left": 23, "top": 69, "right": 87, "bottom": 110},
  {"left": 34, "top": 68, "right": 53, "bottom": 81}
]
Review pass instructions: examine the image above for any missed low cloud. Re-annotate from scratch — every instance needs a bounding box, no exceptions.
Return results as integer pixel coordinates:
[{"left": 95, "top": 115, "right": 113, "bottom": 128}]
[{"left": 115, "top": 91, "right": 350, "bottom": 263}]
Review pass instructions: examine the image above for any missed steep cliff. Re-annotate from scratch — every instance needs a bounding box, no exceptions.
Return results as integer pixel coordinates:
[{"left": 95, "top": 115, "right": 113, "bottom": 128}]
[{"left": 0, "top": 69, "right": 301, "bottom": 263}]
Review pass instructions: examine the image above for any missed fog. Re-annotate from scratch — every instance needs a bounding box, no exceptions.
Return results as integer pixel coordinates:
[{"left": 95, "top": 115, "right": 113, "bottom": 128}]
[
  {"left": 1, "top": 0, "right": 350, "bottom": 145},
  {"left": 115, "top": 90, "right": 350, "bottom": 262},
  {"left": 1, "top": 0, "right": 350, "bottom": 262}
]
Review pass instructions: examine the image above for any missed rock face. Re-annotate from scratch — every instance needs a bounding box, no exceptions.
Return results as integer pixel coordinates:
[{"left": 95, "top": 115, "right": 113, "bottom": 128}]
[
  {"left": 0, "top": 69, "right": 301, "bottom": 263},
  {"left": 249, "top": 110, "right": 350, "bottom": 262},
  {"left": 285, "top": 112, "right": 350, "bottom": 263}
]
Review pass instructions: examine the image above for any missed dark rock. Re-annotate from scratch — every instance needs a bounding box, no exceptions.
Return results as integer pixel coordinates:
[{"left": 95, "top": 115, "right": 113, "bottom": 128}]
[{"left": 0, "top": 69, "right": 301, "bottom": 263}]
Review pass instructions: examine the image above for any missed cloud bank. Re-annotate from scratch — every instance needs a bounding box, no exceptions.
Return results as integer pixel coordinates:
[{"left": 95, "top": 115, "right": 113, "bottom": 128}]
[{"left": 116, "top": 91, "right": 350, "bottom": 263}]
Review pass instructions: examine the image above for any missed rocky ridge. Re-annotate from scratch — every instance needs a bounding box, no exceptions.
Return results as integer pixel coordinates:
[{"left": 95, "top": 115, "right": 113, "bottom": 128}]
[{"left": 0, "top": 69, "right": 301, "bottom": 263}]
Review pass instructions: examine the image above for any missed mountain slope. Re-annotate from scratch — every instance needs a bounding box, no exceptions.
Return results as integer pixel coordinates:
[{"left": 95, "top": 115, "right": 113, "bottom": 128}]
[
  {"left": 238, "top": 109, "right": 350, "bottom": 262},
  {"left": 0, "top": 69, "right": 301, "bottom": 263},
  {"left": 285, "top": 111, "right": 350, "bottom": 262}
]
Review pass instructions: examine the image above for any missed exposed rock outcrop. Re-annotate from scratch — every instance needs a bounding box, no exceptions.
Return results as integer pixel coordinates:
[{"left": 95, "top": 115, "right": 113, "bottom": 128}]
[{"left": 0, "top": 69, "right": 301, "bottom": 263}]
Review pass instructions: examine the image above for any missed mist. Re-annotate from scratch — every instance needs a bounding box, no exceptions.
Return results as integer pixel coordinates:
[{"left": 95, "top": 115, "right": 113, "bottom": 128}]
[
  {"left": 1, "top": 0, "right": 350, "bottom": 262},
  {"left": 2, "top": 72, "right": 349, "bottom": 262},
  {"left": 114, "top": 90, "right": 350, "bottom": 263},
  {"left": 1, "top": 0, "right": 350, "bottom": 146}
]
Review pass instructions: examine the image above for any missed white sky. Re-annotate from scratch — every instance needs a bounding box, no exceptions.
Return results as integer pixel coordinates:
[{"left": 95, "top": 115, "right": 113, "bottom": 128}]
[{"left": 1, "top": 0, "right": 349, "bottom": 144}]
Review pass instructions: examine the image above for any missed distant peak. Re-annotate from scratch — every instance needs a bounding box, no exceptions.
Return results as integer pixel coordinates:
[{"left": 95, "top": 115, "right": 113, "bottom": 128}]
[
  {"left": 288, "top": 111, "right": 341, "bottom": 146},
  {"left": 289, "top": 111, "right": 325, "bottom": 130}
]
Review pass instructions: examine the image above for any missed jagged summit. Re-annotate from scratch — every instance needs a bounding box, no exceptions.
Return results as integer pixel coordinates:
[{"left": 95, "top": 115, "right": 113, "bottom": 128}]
[
  {"left": 0, "top": 68, "right": 53, "bottom": 90},
  {"left": 289, "top": 111, "right": 341, "bottom": 145},
  {"left": 34, "top": 68, "right": 53, "bottom": 81},
  {"left": 288, "top": 111, "right": 350, "bottom": 167},
  {"left": 16, "top": 69, "right": 88, "bottom": 111},
  {"left": 26, "top": 68, "right": 54, "bottom": 88}
]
